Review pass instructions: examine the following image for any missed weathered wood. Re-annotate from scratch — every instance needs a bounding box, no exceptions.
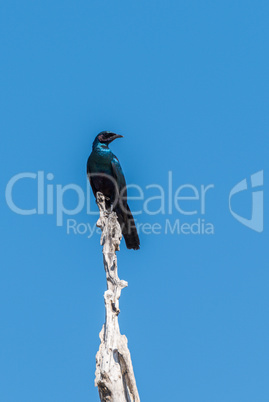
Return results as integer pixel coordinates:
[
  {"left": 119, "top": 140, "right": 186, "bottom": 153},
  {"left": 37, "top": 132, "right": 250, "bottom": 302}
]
[{"left": 95, "top": 192, "right": 140, "bottom": 402}]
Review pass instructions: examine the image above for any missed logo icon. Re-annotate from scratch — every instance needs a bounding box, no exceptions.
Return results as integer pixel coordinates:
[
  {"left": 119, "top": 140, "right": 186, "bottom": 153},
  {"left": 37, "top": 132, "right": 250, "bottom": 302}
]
[{"left": 229, "top": 170, "right": 263, "bottom": 232}]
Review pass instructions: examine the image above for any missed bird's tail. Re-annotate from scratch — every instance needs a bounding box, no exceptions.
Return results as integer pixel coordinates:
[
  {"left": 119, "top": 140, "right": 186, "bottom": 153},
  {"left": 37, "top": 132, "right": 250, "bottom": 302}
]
[{"left": 115, "top": 203, "right": 140, "bottom": 250}]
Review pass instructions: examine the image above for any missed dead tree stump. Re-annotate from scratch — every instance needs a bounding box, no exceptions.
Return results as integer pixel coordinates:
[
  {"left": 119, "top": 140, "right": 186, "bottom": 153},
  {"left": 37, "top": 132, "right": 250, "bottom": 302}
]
[{"left": 94, "top": 192, "right": 140, "bottom": 402}]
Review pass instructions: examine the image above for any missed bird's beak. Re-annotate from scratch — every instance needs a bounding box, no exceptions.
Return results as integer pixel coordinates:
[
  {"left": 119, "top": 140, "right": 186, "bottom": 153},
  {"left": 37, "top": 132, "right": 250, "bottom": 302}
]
[{"left": 112, "top": 134, "right": 123, "bottom": 140}]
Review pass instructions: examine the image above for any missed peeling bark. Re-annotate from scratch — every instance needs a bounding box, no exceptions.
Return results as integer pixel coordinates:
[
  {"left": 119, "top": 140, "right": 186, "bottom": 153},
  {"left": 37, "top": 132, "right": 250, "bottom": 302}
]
[{"left": 94, "top": 192, "right": 140, "bottom": 402}]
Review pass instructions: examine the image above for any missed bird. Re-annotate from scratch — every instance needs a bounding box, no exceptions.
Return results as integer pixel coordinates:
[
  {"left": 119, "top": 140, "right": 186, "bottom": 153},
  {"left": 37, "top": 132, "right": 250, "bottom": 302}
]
[{"left": 87, "top": 131, "right": 140, "bottom": 250}]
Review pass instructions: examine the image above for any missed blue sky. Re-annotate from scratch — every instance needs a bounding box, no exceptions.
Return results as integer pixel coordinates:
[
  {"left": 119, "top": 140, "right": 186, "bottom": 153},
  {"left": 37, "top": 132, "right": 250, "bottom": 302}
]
[{"left": 1, "top": 1, "right": 268, "bottom": 401}]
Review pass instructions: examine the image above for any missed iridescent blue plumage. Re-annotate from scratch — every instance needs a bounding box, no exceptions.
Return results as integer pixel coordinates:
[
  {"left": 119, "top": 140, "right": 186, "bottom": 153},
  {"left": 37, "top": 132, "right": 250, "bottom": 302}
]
[{"left": 87, "top": 131, "right": 140, "bottom": 250}]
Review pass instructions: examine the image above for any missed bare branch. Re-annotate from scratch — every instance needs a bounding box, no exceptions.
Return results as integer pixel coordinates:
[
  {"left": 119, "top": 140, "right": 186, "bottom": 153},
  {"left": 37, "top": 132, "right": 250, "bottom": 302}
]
[{"left": 95, "top": 192, "right": 140, "bottom": 402}]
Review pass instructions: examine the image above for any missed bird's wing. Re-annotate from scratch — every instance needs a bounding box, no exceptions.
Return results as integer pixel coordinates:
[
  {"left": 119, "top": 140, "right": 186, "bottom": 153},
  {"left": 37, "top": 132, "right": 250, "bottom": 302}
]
[
  {"left": 87, "top": 173, "right": 97, "bottom": 197},
  {"left": 111, "top": 156, "right": 127, "bottom": 202},
  {"left": 111, "top": 157, "right": 140, "bottom": 249}
]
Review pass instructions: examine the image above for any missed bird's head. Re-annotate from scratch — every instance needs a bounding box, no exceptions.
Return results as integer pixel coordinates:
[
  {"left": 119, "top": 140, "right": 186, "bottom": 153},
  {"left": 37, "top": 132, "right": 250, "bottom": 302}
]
[{"left": 95, "top": 131, "right": 123, "bottom": 145}]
